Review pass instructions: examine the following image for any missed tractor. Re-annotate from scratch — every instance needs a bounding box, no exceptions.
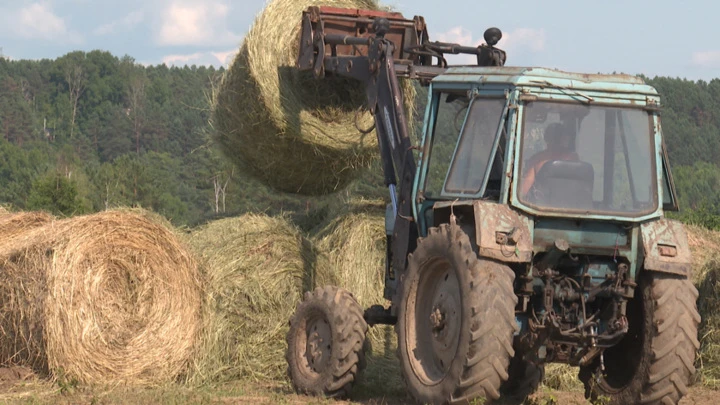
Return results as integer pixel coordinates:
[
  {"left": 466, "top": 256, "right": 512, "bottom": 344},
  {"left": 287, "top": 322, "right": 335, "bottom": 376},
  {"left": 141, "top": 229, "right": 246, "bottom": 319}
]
[{"left": 285, "top": 7, "right": 700, "bottom": 404}]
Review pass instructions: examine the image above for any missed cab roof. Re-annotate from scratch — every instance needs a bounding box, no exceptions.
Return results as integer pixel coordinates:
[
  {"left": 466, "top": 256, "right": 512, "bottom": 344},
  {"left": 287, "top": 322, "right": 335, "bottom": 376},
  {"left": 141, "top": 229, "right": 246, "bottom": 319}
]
[{"left": 433, "top": 66, "right": 659, "bottom": 96}]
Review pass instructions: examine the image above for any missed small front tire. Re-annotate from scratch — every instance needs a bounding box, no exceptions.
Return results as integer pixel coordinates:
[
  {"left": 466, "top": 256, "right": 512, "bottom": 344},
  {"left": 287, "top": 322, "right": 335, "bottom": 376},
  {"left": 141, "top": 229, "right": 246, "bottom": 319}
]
[{"left": 286, "top": 286, "right": 368, "bottom": 398}]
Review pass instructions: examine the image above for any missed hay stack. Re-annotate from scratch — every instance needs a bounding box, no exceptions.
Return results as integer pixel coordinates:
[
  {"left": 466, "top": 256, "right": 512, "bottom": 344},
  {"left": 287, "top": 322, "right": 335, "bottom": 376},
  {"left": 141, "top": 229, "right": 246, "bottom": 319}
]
[
  {"left": 313, "top": 203, "right": 387, "bottom": 307},
  {"left": 695, "top": 253, "right": 720, "bottom": 387},
  {"left": 186, "top": 214, "right": 314, "bottom": 383},
  {"left": 687, "top": 225, "right": 720, "bottom": 387},
  {"left": 212, "top": 0, "right": 416, "bottom": 195},
  {"left": 312, "top": 202, "right": 404, "bottom": 393},
  {"left": 0, "top": 210, "right": 201, "bottom": 385},
  {"left": 0, "top": 210, "right": 54, "bottom": 241}
]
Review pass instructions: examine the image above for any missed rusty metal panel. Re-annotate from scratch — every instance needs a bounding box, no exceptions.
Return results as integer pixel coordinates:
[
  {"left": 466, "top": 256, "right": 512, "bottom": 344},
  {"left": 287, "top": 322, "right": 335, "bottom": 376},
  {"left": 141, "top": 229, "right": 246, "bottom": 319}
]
[
  {"left": 299, "top": 6, "right": 424, "bottom": 64},
  {"left": 640, "top": 218, "right": 692, "bottom": 276},
  {"left": 534, "top": 219, "right": 629, "bottom": 250},
  {"left": 474, "top": 201, "right": 532, "bottom": 263}
]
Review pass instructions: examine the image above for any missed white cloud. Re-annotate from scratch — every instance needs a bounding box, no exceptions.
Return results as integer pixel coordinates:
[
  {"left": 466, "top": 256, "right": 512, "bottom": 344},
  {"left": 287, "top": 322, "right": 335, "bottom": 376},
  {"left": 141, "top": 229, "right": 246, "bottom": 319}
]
[
  {"left": 433, "top": 27, "right": 481, "bottom": 65},
  {"left": 157, "top": 1, "right": 241, "bottom": 46},
  {"left": 692, "top": 51, "right": 720, "bottom": 68},
  {"left": 161, "top": 49, "right": 237, "bottom": 67},
  {"left": 435, "top": 27, "right": 477, "bottom": 47},
  {"left": 500, "top": 28, "right": 546, "bottom": 53},
  {"left": 210, "top": 49, "right": 237, "bottom": 66},
  {"left": 94, "top": 10, "right": 144, "bottom": 35},
  {"left": 0, "top": 2, "right": 82, "bottom": 43},
  {"left": 433, "top": 26, "right": 546, "bottom": 65},
  {"left": 162, "top": 52, "right": 205, "bottom": 65}
]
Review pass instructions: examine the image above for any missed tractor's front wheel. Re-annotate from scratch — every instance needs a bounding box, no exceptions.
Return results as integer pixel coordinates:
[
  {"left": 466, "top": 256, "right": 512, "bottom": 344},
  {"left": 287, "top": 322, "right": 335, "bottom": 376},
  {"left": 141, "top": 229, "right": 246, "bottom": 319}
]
[
  {"left": 396, "top": 223, "right": 518, "bottom": 404},
  {"left": 579, "top": 273, "right": 700, "bottom": 405},
  {"left": 286, "top": 286, "right": 368, "bottom": 398}
]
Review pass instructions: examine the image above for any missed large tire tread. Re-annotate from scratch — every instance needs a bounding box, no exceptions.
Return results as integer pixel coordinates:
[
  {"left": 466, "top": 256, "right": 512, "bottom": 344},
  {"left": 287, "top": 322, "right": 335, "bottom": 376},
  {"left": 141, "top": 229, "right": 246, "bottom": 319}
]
[
  {"left": 640, "top": 276, "right": 700, "bottom": 404},
  {"left": 454, "top": 253, "right": 517, "bottom": 403},
  {"left": 397, "top": 223, "right": 518, "bottom": 405},
  {"left": 581, "top": 273, "right": 700, "bottom": 405}
]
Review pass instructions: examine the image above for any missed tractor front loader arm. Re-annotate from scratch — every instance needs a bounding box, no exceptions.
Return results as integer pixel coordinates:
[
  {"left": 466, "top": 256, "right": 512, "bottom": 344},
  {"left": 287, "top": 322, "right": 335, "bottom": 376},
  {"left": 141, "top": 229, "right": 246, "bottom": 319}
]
[{"left": 296, "top": 6, "right": 506, "bottom": 303}]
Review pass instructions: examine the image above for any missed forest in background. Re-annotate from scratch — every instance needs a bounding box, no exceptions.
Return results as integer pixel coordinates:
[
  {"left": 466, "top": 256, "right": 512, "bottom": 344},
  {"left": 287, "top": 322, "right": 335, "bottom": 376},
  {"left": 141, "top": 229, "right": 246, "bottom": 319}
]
[{"left": 0, "top": 51, "right": 719, "bottom": 229}]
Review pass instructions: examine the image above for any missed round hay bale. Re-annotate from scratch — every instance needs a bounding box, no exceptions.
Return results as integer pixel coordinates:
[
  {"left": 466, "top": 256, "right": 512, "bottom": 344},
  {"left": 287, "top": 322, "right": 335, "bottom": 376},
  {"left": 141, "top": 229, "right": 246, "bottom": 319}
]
[
  {"left": 313, "top": 207, "right": 387, "bottom": 307},
  {"left": 0, "top": 210, "right": 54, "bottom": 241},
  {"left": 212, "top": 0, "right": 417, "bottom": 195},
  {"left": 687, "top": 224, "right": 720, "bottom": 283},
  {"left": 695, "top": 252, "right": 720, "bottom": 387},
  {"left": 0, "top": 210, "right": 201, "bottom": 385},
  {"left": 186, "top": 214, "right": 314, "bottom": 383},
  {"left": 312, "top": 203, "right": 404, "bottom": 395}
]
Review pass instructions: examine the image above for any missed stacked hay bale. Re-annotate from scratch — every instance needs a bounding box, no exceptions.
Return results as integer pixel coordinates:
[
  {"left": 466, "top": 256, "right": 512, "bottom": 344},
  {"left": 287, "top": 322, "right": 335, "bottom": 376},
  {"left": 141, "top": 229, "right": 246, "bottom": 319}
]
[
  {"left": 312, "top": 200, "right": 404, "bottom": 394},
  {"left": 186, "top": 214, "right": 315, "bottom": 383},
  {"left": 212, "top": 0, "right": 416, "bottom": 195},
  {"left": 0, "top": 210, "right": 202, "bottom": 385},
  {"left": 0, "top": 209, "right": 54, "bottom": 241},
  {"left": 687, "top": 224, "right": 720, "bottom": 387}
]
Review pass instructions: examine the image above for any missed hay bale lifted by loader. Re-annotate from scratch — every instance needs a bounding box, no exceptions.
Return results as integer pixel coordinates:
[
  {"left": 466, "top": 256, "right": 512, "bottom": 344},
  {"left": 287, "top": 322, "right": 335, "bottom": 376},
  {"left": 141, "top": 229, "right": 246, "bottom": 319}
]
[{"left": 212, "top": 0, "right": 417, "bottom": 195}]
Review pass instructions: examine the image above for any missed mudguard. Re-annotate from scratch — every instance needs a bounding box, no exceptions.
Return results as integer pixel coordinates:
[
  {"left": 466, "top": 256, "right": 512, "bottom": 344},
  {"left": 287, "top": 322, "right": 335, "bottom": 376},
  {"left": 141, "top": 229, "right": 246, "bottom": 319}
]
[
  {"left": 640, "top": 218, "right": 692, "bottom": 277},
  {"left": 474, "top": 201, "right": 533, "bottom": 263}
]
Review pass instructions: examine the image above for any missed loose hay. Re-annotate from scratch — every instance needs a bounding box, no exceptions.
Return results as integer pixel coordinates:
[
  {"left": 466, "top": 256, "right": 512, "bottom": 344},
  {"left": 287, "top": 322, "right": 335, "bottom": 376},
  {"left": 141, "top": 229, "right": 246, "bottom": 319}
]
[
  {"left": 312, "top": 203, "right": 404, "bottom": 394},
  {"left": 212, "top": 0, "right": 417, "bottom": 195},
  {"left": 542, "top": 364, "right": 583, "bottom": 392},
  {"left": 186, "top": 214, "right": 314, "bottom": 383},
  {"left": 0, "top": 210, "right": 201, "bottom": 385}
]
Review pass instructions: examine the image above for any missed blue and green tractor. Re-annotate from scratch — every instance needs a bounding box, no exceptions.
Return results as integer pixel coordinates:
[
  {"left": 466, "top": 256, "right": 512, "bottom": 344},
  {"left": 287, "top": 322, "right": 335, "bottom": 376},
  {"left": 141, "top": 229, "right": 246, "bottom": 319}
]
[{"left": 284, "top": 7, "right": 700, "bottom": 405}]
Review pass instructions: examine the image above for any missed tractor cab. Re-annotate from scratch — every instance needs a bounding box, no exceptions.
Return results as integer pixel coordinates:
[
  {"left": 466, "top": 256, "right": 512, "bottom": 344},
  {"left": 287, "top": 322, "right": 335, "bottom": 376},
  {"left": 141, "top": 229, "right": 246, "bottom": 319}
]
[{"left": 414, "top": 67, "right": 679, "bottom": 235}]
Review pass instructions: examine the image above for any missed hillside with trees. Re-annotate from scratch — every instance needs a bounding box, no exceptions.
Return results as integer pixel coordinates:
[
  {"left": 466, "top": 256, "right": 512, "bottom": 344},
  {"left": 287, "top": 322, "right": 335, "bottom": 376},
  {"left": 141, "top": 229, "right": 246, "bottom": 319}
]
[{"left": 0, "top": 52, "right": 719, "bottom": 229}]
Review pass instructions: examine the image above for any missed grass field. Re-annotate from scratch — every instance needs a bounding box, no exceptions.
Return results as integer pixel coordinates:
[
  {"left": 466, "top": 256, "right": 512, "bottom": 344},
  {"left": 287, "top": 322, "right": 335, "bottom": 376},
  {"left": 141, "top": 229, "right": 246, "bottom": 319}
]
[{"left": 0, "top": 380, "right": 716, "bottom": 405}]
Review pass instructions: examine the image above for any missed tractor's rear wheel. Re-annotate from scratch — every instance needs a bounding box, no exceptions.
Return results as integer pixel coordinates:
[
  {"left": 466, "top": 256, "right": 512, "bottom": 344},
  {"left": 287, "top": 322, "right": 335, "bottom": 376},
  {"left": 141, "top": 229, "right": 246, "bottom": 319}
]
[
  {"left": 579, "top": 273, "right": 700, "bottom": 405},
  {"left": 286, "top": 286, "right": 368, "bottom": 398},
  {"left": 499, "top": 354, "right": 545, "bottom": 404},
  {"left": 396, "top": 223, "right": 518, "bottom": 404}
]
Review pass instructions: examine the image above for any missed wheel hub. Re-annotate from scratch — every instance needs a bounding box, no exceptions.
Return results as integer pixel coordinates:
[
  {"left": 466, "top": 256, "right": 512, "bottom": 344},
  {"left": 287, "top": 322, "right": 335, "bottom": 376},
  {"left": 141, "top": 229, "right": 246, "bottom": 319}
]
[
  {"left": 305, "top": 317, "right": 332, "bottom": 374},
  {"left": 430, "top": 307, "right": 446, "bottom": 332},
  {"left": 412, "top": 259, "right": 462, "bottom": 382}
]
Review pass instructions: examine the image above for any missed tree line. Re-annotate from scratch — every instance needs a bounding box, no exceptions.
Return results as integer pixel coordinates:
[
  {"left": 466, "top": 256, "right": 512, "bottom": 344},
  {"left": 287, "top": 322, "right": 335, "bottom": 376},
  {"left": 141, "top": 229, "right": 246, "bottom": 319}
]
[{"left": 0, "top": 52, "right": 718, "bottom": 229}]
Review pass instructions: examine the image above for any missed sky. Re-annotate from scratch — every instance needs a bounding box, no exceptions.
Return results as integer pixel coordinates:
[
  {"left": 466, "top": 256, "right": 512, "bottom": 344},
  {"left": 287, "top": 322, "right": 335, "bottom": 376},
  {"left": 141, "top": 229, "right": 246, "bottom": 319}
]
[{"left": 0, "top": 0, "right": 718, "bottom": 81}]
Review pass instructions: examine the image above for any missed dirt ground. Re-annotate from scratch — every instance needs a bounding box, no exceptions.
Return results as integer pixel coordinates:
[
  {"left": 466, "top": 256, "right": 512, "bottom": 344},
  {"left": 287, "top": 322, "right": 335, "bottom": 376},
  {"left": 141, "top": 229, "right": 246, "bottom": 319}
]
[{"left": 0, "top": 367, "right": 716, "bottom": 405}]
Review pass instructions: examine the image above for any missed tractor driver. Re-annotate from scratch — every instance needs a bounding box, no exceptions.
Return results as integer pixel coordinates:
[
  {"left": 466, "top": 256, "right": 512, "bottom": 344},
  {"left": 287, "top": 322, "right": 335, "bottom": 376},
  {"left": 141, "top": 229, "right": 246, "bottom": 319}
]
[{"left": 519, "top": 122, "right": 579, "bottom": 198}]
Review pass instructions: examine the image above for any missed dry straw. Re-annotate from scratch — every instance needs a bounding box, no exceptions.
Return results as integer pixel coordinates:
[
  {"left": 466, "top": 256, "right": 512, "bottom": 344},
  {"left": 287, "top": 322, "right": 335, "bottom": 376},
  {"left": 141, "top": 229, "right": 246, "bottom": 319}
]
[
  {"left": 212, "top": 0, "right": 417, "bottom": 195},
  {"left": 542, "top": 364, "right": 583, "bottom": 392},
  {"left": 0, "top": 210, "right": 201, "bottom": 385},
  {"left": 186, "top": 214, "right": 315, "bottom": 383}
]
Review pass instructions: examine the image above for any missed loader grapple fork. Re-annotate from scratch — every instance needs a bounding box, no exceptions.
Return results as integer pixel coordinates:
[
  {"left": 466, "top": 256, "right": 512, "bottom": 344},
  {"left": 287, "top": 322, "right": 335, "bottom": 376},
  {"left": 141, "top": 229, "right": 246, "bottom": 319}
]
[
  {"left": 298, "top": 6, "right": 506, "bottom": 81},
  {"left": 298, "top": 6, "right": 429, "bottom": 76}
]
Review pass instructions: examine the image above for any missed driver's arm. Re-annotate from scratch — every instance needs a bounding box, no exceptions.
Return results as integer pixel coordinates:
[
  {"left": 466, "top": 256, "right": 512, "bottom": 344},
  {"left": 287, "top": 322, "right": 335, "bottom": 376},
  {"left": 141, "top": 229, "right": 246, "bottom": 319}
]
[{"left": 519, "top": 155, "right": 542, "bottom": 197}]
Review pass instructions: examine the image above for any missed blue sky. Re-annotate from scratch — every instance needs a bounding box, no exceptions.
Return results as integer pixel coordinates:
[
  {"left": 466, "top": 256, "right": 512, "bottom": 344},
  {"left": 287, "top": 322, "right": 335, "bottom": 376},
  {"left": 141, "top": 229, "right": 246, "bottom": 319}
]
[{"left": 0, "top": 0, "right": 718, "bottom": 80}]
